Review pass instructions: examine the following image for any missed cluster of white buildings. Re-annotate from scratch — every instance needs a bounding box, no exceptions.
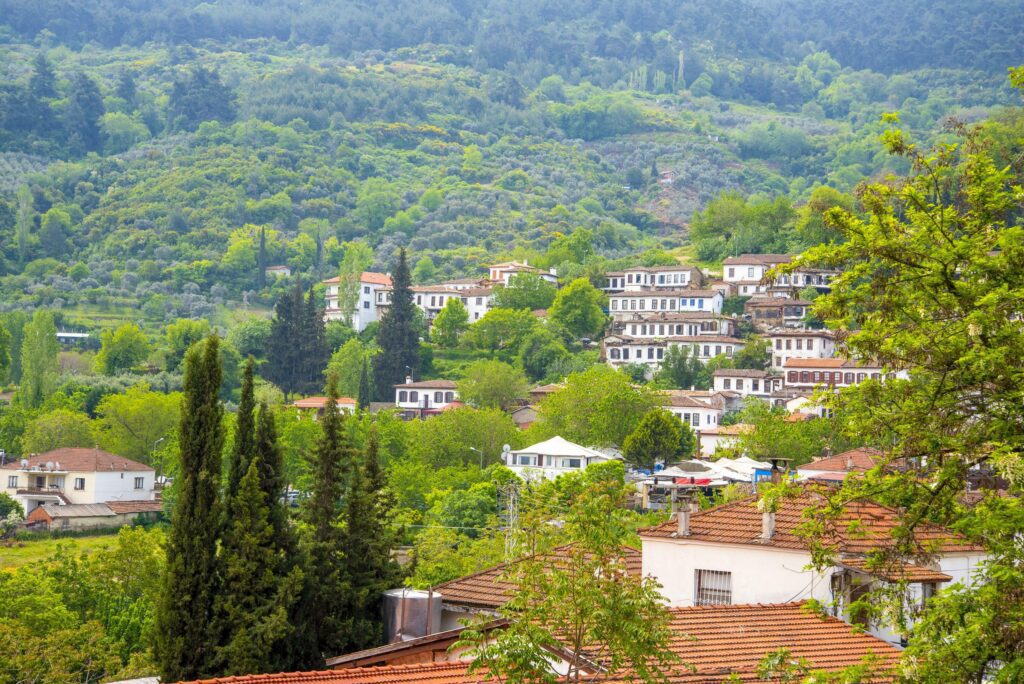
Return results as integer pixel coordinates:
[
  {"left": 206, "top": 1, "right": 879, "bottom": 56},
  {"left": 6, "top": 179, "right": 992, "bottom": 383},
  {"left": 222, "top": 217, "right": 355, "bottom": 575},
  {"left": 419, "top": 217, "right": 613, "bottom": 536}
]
[{"left": 324, "top": 261, "right": 557, "bottom": 332}]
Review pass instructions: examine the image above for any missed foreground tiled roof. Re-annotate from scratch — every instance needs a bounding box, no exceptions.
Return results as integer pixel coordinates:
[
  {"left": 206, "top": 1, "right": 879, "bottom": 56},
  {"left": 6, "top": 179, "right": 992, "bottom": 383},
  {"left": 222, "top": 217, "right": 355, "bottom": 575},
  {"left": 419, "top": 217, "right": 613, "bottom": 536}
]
[
  {"left": 2, "top": 448, "right": 151, "bottom": 472},
  {"left": 434, "top": 545, "right": 642, "bottom": 610},
  {"left": 640, "top": 490, "right": 981, "bottom": 554},
  {"left": 175, "top": 662, "right": 476, "bottom": 684},
  {"left": 802, "top": 447, "right": 884, "bottom": 473},
  {"left": 642, "top": 602, "right": 901, "bottom": 683}
]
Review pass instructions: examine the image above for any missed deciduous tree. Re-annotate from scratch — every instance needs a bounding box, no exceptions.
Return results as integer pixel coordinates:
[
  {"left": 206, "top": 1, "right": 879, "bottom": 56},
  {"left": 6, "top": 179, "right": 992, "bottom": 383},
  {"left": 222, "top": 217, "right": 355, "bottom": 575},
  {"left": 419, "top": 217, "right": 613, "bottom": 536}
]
[
  {"left": 456, "top": 360, "right": 528, "bottom": 411},
  {"left": 548, "top": 278, "right": 607, "bottom": 340}
]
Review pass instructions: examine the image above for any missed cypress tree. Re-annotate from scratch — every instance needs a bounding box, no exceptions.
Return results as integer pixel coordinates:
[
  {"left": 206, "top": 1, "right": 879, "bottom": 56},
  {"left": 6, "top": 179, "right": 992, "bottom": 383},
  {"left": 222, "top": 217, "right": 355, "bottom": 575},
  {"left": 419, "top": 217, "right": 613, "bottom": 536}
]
[
  {"left": 302, "top": 286, "right": 328, "bottom": 394},
  {"left": 226, "top": 358, "right": 256, "bottom": 506},
  {"left": 215, "top": 458, "right": 303, "bottom": 676},
  {"left": 295, "top": 376, "right": 353, "bottom": 666},
  {"left": 265, "top": 282, "right": 304, "bottom": 395},
  {"left": 156, "top": 336, "right": 225, "bottom": 682},
  {"left": 373, "top": 248, "right": 419, "bottom": 400},
  {"left": 253, "top": 402, "right": 290, "bottom": 553},
  {"left": 339, "top": 427, "right": 402, "bottom": 650},
  {"left": 357, "top": 358, "right": 371, "bottom": 410},
  {"left": 257, "top": 226, "right": 267, "bottom": 290}
]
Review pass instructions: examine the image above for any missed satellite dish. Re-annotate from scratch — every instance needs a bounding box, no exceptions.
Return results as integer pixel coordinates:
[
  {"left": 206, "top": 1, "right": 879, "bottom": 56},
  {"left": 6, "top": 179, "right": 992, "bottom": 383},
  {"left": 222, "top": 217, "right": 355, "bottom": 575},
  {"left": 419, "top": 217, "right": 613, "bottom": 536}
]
[
  {"left": 20, "top": 459, "right": 28, "bottom": 468},
  {"left": 45, "top": 461, "right": 54, "bottom": 471},
  {"left": 502, "top": 444, "right": 511, "bottom": 455}
]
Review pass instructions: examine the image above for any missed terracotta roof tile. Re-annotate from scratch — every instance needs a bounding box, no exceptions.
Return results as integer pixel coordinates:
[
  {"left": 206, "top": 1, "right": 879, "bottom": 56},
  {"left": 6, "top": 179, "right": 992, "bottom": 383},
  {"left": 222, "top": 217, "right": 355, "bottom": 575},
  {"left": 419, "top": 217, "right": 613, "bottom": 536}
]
[
  {"left": 839, "top": 558, "right": 952, "bottom": 583},
  {"left": 711, "top": 369, "right": 774, "bottom": 379},
  {"left": 723, "top": 254, "right": 792, "bottom": 266},
  {"left": 640, "top": 490, "right": 981, "bottom": 554},
  {"left": 395, "top": 380, "right": 457, "bottom": 389},
  {"left": 293, "top": 396, "right": 357, "bottom": 409},
  {"left": 802, "top": 448, "right": 884, "bottom": 472},
  {"left": 434, "top": 546, "right": 642, "bottom": 610},
  {"left": 2, "top": 448, "right": 151, "bottom": 472},
  {"left": 636, "top": 601, "right": 901, "bottom": 683},
  {"left": 174, "top": 662, "right": 477, "bottom": 684},
  {"left": 322, "top": 272, "right": 392, "bottom": 286}
]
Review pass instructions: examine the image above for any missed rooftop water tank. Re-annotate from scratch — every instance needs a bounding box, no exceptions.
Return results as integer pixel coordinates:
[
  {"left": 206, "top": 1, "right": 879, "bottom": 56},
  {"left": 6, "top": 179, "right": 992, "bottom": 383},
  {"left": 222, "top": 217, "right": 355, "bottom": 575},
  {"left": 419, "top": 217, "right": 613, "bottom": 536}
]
[{"left": 382, "top": 588, "right": 442, "bottom": 644}]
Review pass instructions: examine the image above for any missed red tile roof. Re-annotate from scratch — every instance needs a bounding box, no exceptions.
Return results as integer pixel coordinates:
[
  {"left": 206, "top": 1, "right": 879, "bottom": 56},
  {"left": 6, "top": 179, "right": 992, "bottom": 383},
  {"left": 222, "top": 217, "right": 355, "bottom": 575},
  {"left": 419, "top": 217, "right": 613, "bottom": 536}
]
[
  {"left": 838, "top": 557, "right": 952, "bottom": 583},
  {"left": 175, "top": 662, "right": 477, "bottom": 684},
  {"left": 434, "top": 546, "right": 642, "bottom": 610},
  {"left": 639, "top": 601, "right": 901, "bottom": 683},
  {"left": 2, "top": 448, "right": 151, "bottom": 472},
  {"left": 293, "top": 396, "right": 357, "bottom": 409},
  {"left": 711, "top": 368, "right": 774, "bottom": 379},
  {"left": 322, "top": 272, "right": 392, "bottom": 286},
  {"left": 802, "top": 447, "right": 884, "bottom": 472},
  {"left": 723, "top": 254, "right": 793, "bottom": 266},
  {"left": 640, "top": 490, "right": 981, "bottom": 554}
]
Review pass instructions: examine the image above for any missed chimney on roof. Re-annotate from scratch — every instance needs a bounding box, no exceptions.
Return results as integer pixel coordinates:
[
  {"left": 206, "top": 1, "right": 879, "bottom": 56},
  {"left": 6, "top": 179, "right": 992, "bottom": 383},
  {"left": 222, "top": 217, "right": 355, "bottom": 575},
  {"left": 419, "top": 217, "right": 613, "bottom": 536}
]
[
  {"left": 761, "top": 510, "right": 776, "bottom": 541},
  {"left": 846, "top": 452, "right": 855, "bottom": 471},
  {"left": 677, "top": 493, "right": 692, "bottom": 537},
  {"left": 405, "top": 375, "right": 413, "bottom": 385}
]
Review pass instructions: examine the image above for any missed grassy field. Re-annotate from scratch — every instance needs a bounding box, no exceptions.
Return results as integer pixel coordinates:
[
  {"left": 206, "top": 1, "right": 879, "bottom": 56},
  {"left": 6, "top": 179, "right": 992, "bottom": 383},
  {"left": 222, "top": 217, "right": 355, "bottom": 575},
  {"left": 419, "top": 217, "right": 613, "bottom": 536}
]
[{"left": 0, "top": 533, "right": 118, "bottom": 571}]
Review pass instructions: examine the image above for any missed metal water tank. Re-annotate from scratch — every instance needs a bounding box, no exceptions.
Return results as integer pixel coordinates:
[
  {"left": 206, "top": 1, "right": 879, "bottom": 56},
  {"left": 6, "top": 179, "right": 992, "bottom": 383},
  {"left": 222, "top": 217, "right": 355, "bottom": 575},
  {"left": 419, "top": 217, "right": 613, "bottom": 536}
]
[{"left": 382, "top": 588, "right": 442, "bottom": 643}]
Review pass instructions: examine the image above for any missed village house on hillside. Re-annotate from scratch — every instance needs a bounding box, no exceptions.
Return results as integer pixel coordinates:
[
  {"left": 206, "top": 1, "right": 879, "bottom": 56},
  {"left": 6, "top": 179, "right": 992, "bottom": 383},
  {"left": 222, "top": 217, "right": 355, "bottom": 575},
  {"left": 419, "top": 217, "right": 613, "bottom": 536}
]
[
  {"left": 504, "top": 436, "right": 619, "bottom": 480},
  {"left": 394, "top": 378, "right": 459, "bottom": 419},
  {"left": 640, "top": 489, "right": 986, "bottom": 646},
  {"left": 323, "top": 271, "right": 393, "bottom": 331},
  {"left": 4, "top": 448, "right": 161, "bottom": 530},
  {"left": 602, "top": 264, "right": 705, "bottom": 293},
  {"left": 767, "top": 328, "right": 836, "bottom": 371}
]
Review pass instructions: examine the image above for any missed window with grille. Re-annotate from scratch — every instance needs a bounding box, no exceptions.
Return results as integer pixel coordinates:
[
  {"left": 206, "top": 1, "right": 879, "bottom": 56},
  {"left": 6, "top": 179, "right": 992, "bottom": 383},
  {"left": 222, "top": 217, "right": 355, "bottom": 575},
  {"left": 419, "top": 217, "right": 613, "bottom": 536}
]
[{"left": 694, "top": 569, "right": 732, "bottom": 605}]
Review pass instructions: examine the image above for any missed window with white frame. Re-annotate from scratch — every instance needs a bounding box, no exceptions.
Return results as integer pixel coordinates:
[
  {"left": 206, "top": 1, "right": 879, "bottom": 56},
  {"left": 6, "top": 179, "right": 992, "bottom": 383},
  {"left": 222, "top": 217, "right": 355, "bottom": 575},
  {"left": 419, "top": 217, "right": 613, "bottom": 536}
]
[
  {"left": 134, "top": 477, "right": 145, "bottom": 489},
  {"left": 694, "top": 569, "right": 732, "bottom": 605},
  {"left": 74, "top": 478, "right": 85, "bottom": 490},
  {"left": 7, "top": 475, "right": 16, "bottom": 488}
]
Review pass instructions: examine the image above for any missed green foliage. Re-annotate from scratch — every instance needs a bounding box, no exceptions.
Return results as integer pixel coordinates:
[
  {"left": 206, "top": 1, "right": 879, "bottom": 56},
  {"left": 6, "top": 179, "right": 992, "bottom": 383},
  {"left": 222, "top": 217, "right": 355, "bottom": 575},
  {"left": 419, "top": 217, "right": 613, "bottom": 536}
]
[
  {"left": 156, "top": 336, "right": 224, "bottom": 681},
  {"left": 18, "top": 310, "right": 59, "bottom": 409},
  {"left": 326, "top": 338, "right": 374, "bottom": 399},
  {"left": 463, "top": 308, "right": 541, "bottom": 359},
  {"left": 373, "top": 249, "right": 420, "bottom": 401},
  {"left": 622, "top": 408, "right": 690, "bottom": 469},
  {"left": 94, "top": 386, "right": 182, "bottom": 467},
  {"left": 22, "top": 408, "right": 95, "bottom": 453},
  {"left": 431, "top": 297, "right": 470, "bottom": 348},
  {"left": 690, "top": 192, "right": 798, "bottom": 261},
  {"left": 548, "top": 278, "right": 607, "bottom": 340},
  {"left": 491, "top": 273, "right": 557, "bottom": 311},
  {"left": 517, "top": 327, "right": 570, "bottom": 382},
  {"left": 265, "top": 283, "right": 327, "bottom": 396},
  {"left": 227, "top": 318, "right": 272, "bottom": 359},
  {"left": 165, "top": 319, "right": 212, "bottom": 372},
  {"left": 456, "top": 360, "right": 529, "bottom": 411},
  {"left": 727, "top": 399, "right": 853, "bottom": 465},
  {"left": 533, "top": 366, "right": 657, "bottom": 447},
  {"left": 0, "top": 492, "right": 21, "bottom": 519},
  {"left": 95, "top": 323, "right": 151, "bottom": 375}
]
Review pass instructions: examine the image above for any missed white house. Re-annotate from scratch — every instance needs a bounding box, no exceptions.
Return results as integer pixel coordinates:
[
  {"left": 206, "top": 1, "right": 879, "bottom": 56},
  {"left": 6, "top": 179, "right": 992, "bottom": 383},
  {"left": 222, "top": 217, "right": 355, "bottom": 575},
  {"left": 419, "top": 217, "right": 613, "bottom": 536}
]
[
  {"left": 768, "top": 329, "right": 836, "bottom": 371},
  {"left": 711, "top": 368, "right": 782, "bottom": 400},
  {"left": 504, "top": 436, "right": 619, "bottom": 481},
  {"left": 603, "top": 265, "right": 704, "bottom": 293},
  {"left": 659, "top": 391, "right": 723, "bottom": 431},
  {"left": 3, "top": 448, "right": 156, "bottom": 515},
  {"left": 323, "top": 271, "right": 393, "bottom": 331},
  {"left": 797, "top": 447, "right": 886, "bottom": 483},
  {"left": 487, "top": 261, "right": 558, "bottom": 286},
  {"left": 616, "top": 311, "right": 735, "bottom": 338},
  {"left": 608, "top": 289, "right": 723, "bottom": 321},
  {"left": 783, "top": 357, "right": 903, "bottom": 391},
  {"left": 744, "top": 296, "right": 813, "bottom": 329},
  {"left": 602, "top": 334, "right": 743, "bottom": 372},
  {"left": 460, "top": 286, "right": 494, "bottom": 322},
  {"left": 292, "top": 395, "right": 358, "bottom": 418},
  {"left": 394, "top": 379, "right": 459, "bottom": 418},
  {"left": 264, "top": 264, "right": 291, "bottom": 279},
  {"left": 722, "top": 254, "right": 838, "bottom": 296},
  {"left": 640, "top": 490, "right": 986, "bottom": 647}
]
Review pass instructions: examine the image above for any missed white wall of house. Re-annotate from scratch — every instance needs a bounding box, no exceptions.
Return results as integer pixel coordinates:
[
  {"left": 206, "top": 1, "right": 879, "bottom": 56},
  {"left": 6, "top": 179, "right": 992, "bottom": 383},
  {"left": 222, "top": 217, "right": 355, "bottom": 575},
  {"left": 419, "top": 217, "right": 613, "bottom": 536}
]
[
  {"left": 665, "top": 405, "right": 721, "bottom": 430},
  {"left": 609, "top": 292, "right": 723, "bottom": 320},
  {"left": 712, "top": 374, "right": 777, "bottom": 399},
  {"left": 90, "top": 471, "right": 154, "bottom": 503},
  {"left": 462, "top": 293, "right": 492, "bottom": 321},
  {"left": 769, "top": 334, "right": 836, "bottom": 371}
]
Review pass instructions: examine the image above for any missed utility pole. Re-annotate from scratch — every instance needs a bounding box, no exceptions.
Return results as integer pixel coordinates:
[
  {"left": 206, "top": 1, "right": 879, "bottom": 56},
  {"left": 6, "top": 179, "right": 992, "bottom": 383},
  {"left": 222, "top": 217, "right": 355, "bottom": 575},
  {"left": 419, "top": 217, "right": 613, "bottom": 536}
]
[{"left": 496, "top": 481, "right": 520, "bottom": 560}]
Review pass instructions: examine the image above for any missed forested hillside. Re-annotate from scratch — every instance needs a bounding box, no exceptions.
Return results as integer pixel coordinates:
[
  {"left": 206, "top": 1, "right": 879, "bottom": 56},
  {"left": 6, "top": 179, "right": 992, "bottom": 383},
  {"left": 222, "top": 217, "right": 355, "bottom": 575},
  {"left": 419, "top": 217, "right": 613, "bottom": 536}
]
[{"left": 0, "top": 0, "right": 1019, "bottom": 317}]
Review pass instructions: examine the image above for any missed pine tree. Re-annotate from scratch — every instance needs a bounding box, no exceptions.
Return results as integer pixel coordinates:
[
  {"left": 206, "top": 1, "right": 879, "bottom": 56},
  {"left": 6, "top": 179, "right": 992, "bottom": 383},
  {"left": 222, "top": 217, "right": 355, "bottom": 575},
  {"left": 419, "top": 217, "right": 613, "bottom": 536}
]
[
  {"left": 216, "top": 459, "right": 303, "bottom": 676},
  {"left": 156, "top": 336, "right": 225, "bottom": 682},
  {"left": 295, "top": 377, "right": 353, "bottom": 666},
  {"left": 357, "top": 358, "right": 371, "bottom": 410},
  {"left": 338, "top": 427, "right": 402, "bottom": 650},
  {"left": 64, "top": 72, "right": 105, "bottom": 154},
  {"left": 29, "top": 54, "right": 57, "bottom": 99},
  {"left": 373, "top": 248, "right": 419, "bottom": 400},
  {"left": 226, "top": 358, "right": 256, "bottom": 506}
]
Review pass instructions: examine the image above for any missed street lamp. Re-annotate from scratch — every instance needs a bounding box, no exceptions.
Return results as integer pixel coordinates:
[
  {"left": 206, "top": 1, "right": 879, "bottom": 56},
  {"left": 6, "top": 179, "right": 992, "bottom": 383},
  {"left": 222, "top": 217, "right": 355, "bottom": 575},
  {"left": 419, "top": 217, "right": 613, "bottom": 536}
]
[{"left": 468, "top": 446, "right": 484, "bottom": 469}]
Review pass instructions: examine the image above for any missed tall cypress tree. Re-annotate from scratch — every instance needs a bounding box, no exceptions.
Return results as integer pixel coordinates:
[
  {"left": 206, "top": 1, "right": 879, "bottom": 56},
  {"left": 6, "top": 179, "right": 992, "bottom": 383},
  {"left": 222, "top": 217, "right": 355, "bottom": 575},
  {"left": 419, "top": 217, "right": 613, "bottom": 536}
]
[
  {"left": 373, "top": 248, "right": 419, "bottom": 400},
  {"left": 295, "top": 377, "right": 353, "bottom": 666},
  {"left": 265, "top": 282, "right": 304, "bottom": 395},
  {"left": 226, "top": 358, "right": 256, "bottom": 506},
  {"left": 256, "top": 226, "right": 267, "bottom": 290},
  {"left": 215, "top": 408, "right": 303, "bottom": 676},
  {"left": 357, "top": 358, "right": 371, "bottom": 410},
  {"left": 339, "top": 427, "right": 402, "bottom": 650},
  {"left": 156, "top": 336, "right": 225, "bottom": 682},
  {"left": 302, "top": 286, "right": 327, "bottom": 394}
]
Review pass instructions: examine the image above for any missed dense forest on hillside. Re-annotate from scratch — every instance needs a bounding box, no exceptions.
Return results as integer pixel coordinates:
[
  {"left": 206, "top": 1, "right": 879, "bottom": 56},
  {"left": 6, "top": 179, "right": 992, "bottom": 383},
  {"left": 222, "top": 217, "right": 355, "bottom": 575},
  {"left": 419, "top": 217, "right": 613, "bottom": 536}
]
[{"left": 0, "top": 0, "right": 1020, "bottom": 318}]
